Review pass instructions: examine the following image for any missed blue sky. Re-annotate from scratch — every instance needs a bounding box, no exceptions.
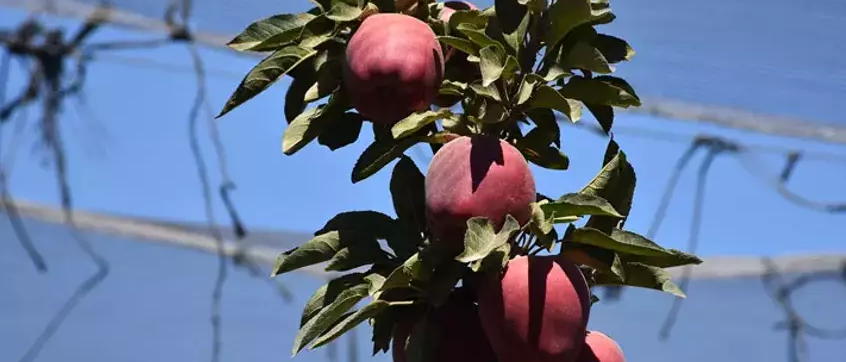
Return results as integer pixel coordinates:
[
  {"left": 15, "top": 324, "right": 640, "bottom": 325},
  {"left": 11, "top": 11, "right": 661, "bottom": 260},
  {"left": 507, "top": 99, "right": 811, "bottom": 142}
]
[{"left": 2, "top": 2, "right": 846, "bottom": 259}]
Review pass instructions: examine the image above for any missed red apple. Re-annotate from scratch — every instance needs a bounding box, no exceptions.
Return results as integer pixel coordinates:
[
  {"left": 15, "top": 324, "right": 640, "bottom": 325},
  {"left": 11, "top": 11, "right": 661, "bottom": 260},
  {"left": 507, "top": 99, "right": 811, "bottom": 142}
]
[
  {"left": 477, "top": 255, "right": 592, "bottom": 362},
  {"left": 343, "top": 14, "right": 445, "bottom": 125},
  {"left": 425, "top": 135, "right": 536, "bottom": 249},
  {"left": 576, "top": 331, "right": 626, "bottom": 362}
]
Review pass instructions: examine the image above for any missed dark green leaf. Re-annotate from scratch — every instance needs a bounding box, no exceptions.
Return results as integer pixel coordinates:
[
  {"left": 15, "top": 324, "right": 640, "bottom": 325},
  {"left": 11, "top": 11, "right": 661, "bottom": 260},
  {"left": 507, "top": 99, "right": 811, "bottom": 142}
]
[
  {"left": 310, "top": 300, "right": 391, "bottom": 348},
  {"left": 622, "top": 250, "right": 703, "bottom": 269},
  {"left": 317, "top": 112, "right": 364, "bottom": 151},
  {"left": 592, "top": 34, "right": 635, "bottom": 63},
  {"left": 544, "top": 0, "right": 593, "bottom": 47},
  {"left": 371, "top": 308, "right": 400, "bottom": 355},
  {"left": 291, "top": 283, "right": 371, "bottom": 355},
  {"left": 437, "top": 36, "right": 480, "bottom": 56},
  {"left": 283, "top": 94, "right": 348, "bottom": 155},
  {"left": 227, "top": 13, "right": 316, "bottom": 52},
  {"left": 392, "top": 109, "right": 453, "bottom": 139},
  {"left": 425, "top": 261, "right": 467, "bottom": 306},
  {"left": 458, "top": 24, "right": 503, "bottom": 53},
  {"left": 595, "top": 262, "right": 685, "bottom": 298},
  {"left": 285, "top": 70, "right": 316, "bottom": 123},
  {"left": 456, "top": 215, "right": 521, "bottom": 263},
  {"left": 381, "top": 252, "right": 431, "bottom": 291},
  {"left": 530, "top": 85, "right": 582, "bottom": 122},
  {"left": 580, "top": 140, "right": 636, "bottom": 231},
  {"left": 304, "top": 58, "right": 341, "bottom": 103},
  {"left": 586, "top": 103, "right": 614, "bottom": 134},
  {"left": 300, "top": 273, "right": 366, "bottom": 326},
  {"left": 325, "top": 241, "right": 391, "bottom": 272},
  {"left": 565, "top": 41, "right": 613, "bottom": 74},
  {"left": 352, "top": 137, "right": 418, "bottom": 183},
  {"left": 316, "top": 210, "right": 396, "bottom": 240},
  {"left": 218, "top": 46, "right": 316, "bottom": 118},
  {"left": 526, "top": 108, "right": 560, "bottom": 147},
  {"left": 542, "top": 193, "right": 624, "bottom": 222},
  {"left": 561, "top": 242, "right": 625, "bottom": 282},
  {"left": 326, "top": 2, "right": 363, "bottom": 22},
  {"left": 559, "top": 76, "right": 641, "bottom": 108},
  {"left": 516, "top": 136, "right": 570, "bottom": 170},
  {"left": 570, "top": 227, "right": 682, "bottom": 258},
  {"left": 390, "top": 156, "right": 427, "bottom": 236},
  {"left": 299, "top": 16, "right": 336, "bottom": 49},
  {"left": 496, "top": 0, "right": 530, "bottom": 54}
]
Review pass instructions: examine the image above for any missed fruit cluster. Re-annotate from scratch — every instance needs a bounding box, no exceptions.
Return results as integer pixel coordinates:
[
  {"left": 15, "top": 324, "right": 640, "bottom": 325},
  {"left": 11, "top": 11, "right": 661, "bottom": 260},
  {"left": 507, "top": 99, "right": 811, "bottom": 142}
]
[{"left": 219, "top": 1, "right": 702, "bottom": 361}]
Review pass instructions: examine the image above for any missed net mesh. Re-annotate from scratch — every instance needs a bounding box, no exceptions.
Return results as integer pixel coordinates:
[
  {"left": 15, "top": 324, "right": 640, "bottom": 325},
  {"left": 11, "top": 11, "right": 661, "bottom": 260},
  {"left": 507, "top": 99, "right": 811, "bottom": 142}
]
[{"left": 6, "top": 0, "right": 846, "bottom": 128}]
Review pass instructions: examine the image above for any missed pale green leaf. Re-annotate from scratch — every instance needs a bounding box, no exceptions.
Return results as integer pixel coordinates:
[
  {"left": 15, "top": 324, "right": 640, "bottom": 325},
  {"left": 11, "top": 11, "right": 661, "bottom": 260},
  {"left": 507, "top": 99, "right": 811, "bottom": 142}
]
[{"left": 456, "top": 215, "right": 521, "bottom": 263}]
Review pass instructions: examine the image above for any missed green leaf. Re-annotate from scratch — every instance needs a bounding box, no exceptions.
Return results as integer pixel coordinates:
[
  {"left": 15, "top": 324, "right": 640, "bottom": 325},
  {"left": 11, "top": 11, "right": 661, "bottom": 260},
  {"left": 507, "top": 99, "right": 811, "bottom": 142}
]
[
  {"left": 469, "top": 82, "right": 502, "bottom": 102},
  {"left": 283, "top": 94, "right": 348, "bottom": 155},
  {"left": 317, "top": 112, "right": 364, "bottom": 151},
  {"left": 227, "top": 13, "right": 316, "bottom": 52},
  {"left": 516, "top": 135, "right": 570, "bottom": 170},
  {"left": 586, "top": 103, "right": 614, "bottom": 134},
  {"left": 541, "top": 64, "right": 571, "bottom": 82},
  {"left": 390, "top": 156, "right": 427, "bottom": 234},
  {"left": 326, "top": 1, "right": 363, "bottom": 22},
  {"left": 325, "top": 241, "right": 391, "bottom": 272},
  {"left": 272, "top": 232, "right": 341, "bottom": 276},
  {"left": 479, "top": 45, "right": 506, "bottom": 87},
  {"left": 561, "top": 242, "right": 625, "bottom": 281},
  {"left": 300, "top": 273, "right": 366, "bottom": 326},
  {"left": 544, "top": 0, "right": 594, "bottom": 47},
  {"left": 580, "top": 140, "right": 636, "bottom": 231},
  {"left": 381, "top": 252, "right": 430, "bottom": 291},
  {"left": 570, "top": 227, "right": 682, "bottom": 258},
  {"left": 530, "top": 201, "right": 554, "bottom": 235},
  {"left": 316, "top": 210, "right": 397, "bottom": 240},
  {"left": 304, "top": 59, "right": 341, "bottom": 103},
  {"left": 526, "top": 108, "right": 560, "bottom": 147},
  {"left": 623, "top": 250, "right": 703, "bottom": 269},
  {"left": 299, "top": 16, "right": 336, "bottom": 49},
  {"left": 530, "top": 85, "right": 582, "bottom": 122},
  {"left": 515, "top": 76, "right": 539, "bottom": 105},
  {"left": 438, "top": 80, "right": 468, "bottom": 97},
  {"left": 471, "top": 242, "right": 511, "bottom": 273},
  {"left": 291, "top": 283, "right": 371, "bottom": 355},
  {"left": 425, "top": 261, "right": 468, "bottom": 306},
  {"left": 310, "top": 300, "right": 391, "bottom": 348},
  {"left": 285, "top": 69, "right": 317, "bottom": 123},
  {"left": 458, "top": 24, "right": 503, "bottom": 53},
  {"left": 437, "top": 36, "right": 480, "bottom": 56},
  {"left": 595, "top": 262, "right": 686, "bottom": 298},
  {"left": 592, "top": 34, "right": 635, "bottom": 63},
  {"left": 496, "top": 0, "right": 530, "bottom": 53},
  {"left": 455, "top": 215, "right": 521, "bottom": 263},
  {"left": 392, "top": 109, "right": 453, "bottom": 139},
  {"left": 218, "top": 45, "right": 317, "bottom": 118},
  {"left": 559, "top": 76, "right": 641, "bottom": 108},
  {"left": 565, "top": 41, "right": 613, "bottom": 74},
  {"left": 448, "top": 9, "right": 490, "bottom": 30},
  {"left": 282, "top": 106, "right": 325, "bottom": 155},
  {"left": 352, "top": 137, "right": 418, "bottom": 183},
  {"left": 370, "top": 308, "right": 400, "bottom": 355},
  {"left": 542, "top": 193, "right": 624, "bottom": 221}
]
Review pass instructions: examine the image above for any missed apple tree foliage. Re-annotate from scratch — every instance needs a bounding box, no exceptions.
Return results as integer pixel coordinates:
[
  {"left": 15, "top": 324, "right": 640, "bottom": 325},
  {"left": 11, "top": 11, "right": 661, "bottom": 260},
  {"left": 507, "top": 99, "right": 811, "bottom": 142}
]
[{"left": 217, "top": 0, "right": 703, "bottom": 359}]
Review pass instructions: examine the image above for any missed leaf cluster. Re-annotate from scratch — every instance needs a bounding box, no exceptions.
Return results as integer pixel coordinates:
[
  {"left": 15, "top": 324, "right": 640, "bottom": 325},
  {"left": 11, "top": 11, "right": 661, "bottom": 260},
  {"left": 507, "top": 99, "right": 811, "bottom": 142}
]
[{"left": 218, "top": 0, "right": 700, "bottom": 358}]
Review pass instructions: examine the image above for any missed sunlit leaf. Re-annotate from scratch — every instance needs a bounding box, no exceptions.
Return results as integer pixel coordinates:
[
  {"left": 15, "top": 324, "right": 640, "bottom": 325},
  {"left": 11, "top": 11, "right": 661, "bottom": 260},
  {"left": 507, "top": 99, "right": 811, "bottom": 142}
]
[
  {"left": 456, "top": 215, "right": 521, "bottom": 263},
  {"left": 219, "top": 45, "right": 316, "bottom": 118},
  {"left": 227, "top": 13, "right": 316, "bottom": 52}
]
